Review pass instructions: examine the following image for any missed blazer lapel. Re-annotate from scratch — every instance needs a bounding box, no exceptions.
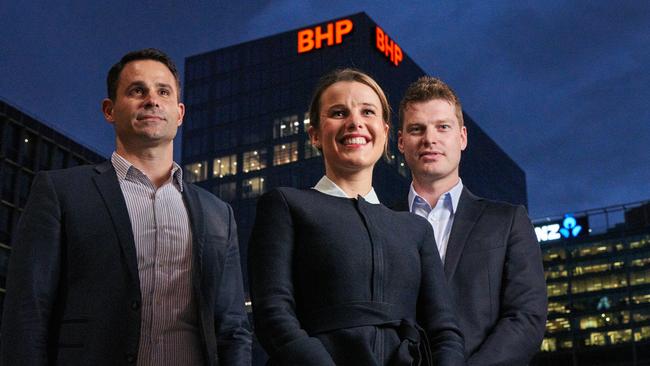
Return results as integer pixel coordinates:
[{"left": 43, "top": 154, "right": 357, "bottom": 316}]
[
  {"left": 92, "top": 161, "right": 140, "bottom": 286},
  {"left": 444, "top": 188, "right": 485, "bottom": 280},
  {"left": 182, "top": 185, "right": 205, "bottom": 282}
]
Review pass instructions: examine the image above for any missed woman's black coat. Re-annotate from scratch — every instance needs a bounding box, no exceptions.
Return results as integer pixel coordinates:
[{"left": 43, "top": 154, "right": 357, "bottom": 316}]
[{"left": 249, "top": 188, "right": 465, "bottom": 365}]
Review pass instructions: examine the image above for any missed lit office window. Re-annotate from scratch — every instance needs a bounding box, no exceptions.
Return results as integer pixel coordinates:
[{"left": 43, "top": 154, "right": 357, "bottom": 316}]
[
  {"left": 547, "top": 282, "right": 568, "bottom": 297},
  {"left": 635, "top": 326, "right": 650, "bottom": 341},
  {"left": 572, "top": 261, "right": 624, "bottom": 276},
  {"left": 304, "top": 139, "right": 320, "bottom": 159},
  {"left": 548, "top": 301, "right": 570, "bottom": 315},
  {"left": 273, "top": 142, "right": 298, "bottom": 166},
  {"left": 243, "top": 149, "right": 267, "bottom": 173},
  {"left": 213, "top": 182, "right": 237, "bottom": 202},
  {"left": 546, "top": 317, "right": 570, "bottom": 333},
  {"left": 543, "top": 247, "right": 566, "bottom": 262},
  {"left": 630, "top": 269, "right": 650, "bottom": 286},
  {"left": 303, "top": 112, "right": 311, "bottom": 132},
  {"left": 273, "top": 115, "right": 300, "bottom": 138},
  {"left": 606, "top": 329, "right": 632, "bottom": 345},
  {"left": 545, "top": 264, "right": 568, "bottom": 280},
  {"left": 540, "top": 338, "right": 556, "bottom": 352},
  {"left": 631, "top": 257, "right": 650, "bottom": 267},
  {"left": 242, "top": 176, "right": 265, "bottom": 199},
  {"left": 585, "top": 332, "right": 606, "bottom": 346},
  {"left": 571, "top": 243, "right": 613, "bottom": 258},
  {"left": 213, "top": 154, "right": 237, "bottom": 178},
  {"left": 185, "top": 161, "right": 207, "bottom": 183},
  {"left": 632, "top": 290, "right": 650, "bottom": 304},
  {"left": 630, "top": 236, "right": 650, "bottom": 249},
  {"left": 579, "top": 311, "right": 630, "bottom": 330},
  {"left": 633, "top": 309, "right": 650, "bottom": 323},
  {"left": 572, "top": 273, "right": 627, "bottom": 294}
]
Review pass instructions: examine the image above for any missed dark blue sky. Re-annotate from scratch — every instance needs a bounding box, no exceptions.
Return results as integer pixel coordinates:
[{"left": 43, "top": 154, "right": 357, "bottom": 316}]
[{"left": 1, "top": 1, "right": 648, "bottom": 218}]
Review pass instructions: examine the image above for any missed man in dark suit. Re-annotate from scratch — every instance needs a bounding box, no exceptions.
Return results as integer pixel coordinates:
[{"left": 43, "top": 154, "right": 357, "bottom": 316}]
[
  {"left": 0, "top": 49, "right": 251, "bottom": 365},
  {"left": 395, "top": 76, "right": 547, "bottom": 365}
]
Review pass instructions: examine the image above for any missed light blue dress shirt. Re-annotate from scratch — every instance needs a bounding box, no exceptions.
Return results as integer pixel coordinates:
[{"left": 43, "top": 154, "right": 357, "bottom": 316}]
[{"left": 408, "top": 179, "right": 463, "bottom": 261}]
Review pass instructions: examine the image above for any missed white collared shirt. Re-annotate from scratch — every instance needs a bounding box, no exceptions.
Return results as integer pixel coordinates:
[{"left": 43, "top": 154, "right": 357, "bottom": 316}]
[
  {"left": 408, "top": 179, "right": 463, "bottom": 261},
  {"left": 312, "top": 175, "right": 381, "bottom": 204}
]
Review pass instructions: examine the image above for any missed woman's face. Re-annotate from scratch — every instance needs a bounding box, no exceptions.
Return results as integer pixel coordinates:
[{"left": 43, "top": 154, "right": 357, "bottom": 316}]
[{"left": 309, "top": 81, "right": 388, "bottom": 177}]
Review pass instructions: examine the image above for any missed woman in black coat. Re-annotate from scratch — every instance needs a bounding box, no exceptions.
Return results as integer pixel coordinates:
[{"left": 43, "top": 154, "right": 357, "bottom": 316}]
[{"left": 249, "top": 69, "right": 465, "bottom": 365}]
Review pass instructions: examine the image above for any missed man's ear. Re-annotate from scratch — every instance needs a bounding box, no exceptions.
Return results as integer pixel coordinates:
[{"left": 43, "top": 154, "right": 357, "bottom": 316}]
[
  {"left": 460, "top": 126, "right": 468, "bottom": 151},
  {"left": 102, "top": 99, "right": 115, "bottom": 124},
  {"left": 176, "top": 102, "right": 185, "bottom": 126}
]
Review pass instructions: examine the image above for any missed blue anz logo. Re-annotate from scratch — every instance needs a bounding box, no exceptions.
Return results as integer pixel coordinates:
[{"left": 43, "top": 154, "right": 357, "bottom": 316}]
[{"left": 560, "top": 214, "right": 582, "bottom": 238}]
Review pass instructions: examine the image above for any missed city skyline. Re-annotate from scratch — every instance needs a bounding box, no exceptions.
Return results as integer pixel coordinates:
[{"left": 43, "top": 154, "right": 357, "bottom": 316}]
[{"left": 1, "top": 1, "right": 648, "bottom": 218}]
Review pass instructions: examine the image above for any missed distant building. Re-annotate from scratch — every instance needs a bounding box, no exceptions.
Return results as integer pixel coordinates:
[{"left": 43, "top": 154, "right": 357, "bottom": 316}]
[
  {"left": 181, "top": 11, "right": 527, "bottom": 274},
  {"left": 533, "top": 200, "right": 650, "bottom": 366},
  {"left": 0, "top": 99, "right": 104, "bottom": 314}
]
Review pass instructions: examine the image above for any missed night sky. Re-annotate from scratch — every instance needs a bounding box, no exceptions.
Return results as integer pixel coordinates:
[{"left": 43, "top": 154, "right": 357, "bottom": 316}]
[{"left": 1, "top": 1, "right": 648, "bottom": 218}]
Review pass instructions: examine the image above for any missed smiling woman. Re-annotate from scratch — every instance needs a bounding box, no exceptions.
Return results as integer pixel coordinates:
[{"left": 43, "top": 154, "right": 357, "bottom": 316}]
[{"left": 248, "top": 69, "right": 466, "bottom": 365}]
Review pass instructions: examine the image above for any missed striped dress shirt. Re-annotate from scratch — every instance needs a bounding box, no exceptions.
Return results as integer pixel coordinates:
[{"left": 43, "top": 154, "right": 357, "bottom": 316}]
[{"left": 111, "top": 152, "right": 203, "bottom": 366}]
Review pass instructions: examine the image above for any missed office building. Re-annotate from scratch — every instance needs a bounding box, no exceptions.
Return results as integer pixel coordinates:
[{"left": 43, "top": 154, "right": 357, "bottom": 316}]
[
  {"left": 0, "top": 99, "right": 104, "bottom": 313},
  {"left": 533, "top": 200, "right": 650, "bottom": 366},
  {"left": 181, "top": 12, "right": 527, "bottom": 266}
]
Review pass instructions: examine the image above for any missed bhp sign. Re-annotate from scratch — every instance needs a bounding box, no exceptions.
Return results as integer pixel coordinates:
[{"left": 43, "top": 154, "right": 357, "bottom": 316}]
[
  {"left": 297, "top": 19, "right": 354, "bottom": 53},
  {"left": 375, "top": 26, "right": 402, "bottom": 66}
]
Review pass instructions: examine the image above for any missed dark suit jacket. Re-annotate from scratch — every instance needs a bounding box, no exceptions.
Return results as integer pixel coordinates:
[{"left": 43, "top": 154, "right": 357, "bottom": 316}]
[
  {"left": 249, "top": 188, "right": 465, "bottom": 365},
  {"left": 0, "top": 161, "right": 251, "bottom": 366},
  {"left": 394, "top": 188, "right": 547, "bottom": 365}
]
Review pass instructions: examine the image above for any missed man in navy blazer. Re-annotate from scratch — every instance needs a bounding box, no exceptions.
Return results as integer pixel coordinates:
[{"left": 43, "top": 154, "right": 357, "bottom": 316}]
[
  {"left": 0, "top": 49, "right": 251, "bottom": 365},
  {"left": 395, "top": 76, "right": 547, "bottom": 365}
]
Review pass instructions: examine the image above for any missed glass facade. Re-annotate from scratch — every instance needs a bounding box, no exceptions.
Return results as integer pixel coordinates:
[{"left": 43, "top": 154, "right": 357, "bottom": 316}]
[
  {"left": 0, "top": 99, "right": 104, "bottom": 317},
  {"left": 533, "top": 201, "right": 650, "bottom": 365}
]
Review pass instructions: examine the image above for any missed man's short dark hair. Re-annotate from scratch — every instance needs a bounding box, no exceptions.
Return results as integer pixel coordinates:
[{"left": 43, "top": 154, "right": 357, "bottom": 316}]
[
  {"left": 399, "top": 76, "right": 463, "bottom": 130},
  {"left": 106, "top": 48, "right": 181, "bottom": 101}
]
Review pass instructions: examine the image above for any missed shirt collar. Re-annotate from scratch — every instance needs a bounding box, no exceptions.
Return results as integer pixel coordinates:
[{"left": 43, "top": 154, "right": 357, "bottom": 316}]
[
  {"left": 313, "top": 175, "right": 381, "bottom": 204},
  {"left": 408, "top": 178, "right": 463, "bottom": 213},
  {"left": 111, "top": 151, "right": 184, "bottom": 191}
]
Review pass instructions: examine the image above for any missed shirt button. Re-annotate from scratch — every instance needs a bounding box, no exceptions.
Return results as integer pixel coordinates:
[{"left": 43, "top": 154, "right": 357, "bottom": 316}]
[{"left": 131, "top": 300, "right": 140, "bottom": 310}]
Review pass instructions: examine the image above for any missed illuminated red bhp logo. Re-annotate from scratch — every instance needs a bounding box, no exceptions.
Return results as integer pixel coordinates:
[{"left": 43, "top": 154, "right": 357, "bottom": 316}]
[
  {"left": 375, "top": 26, "right": 403, "bottom": 66},
  {"left": 297, "top": 19, "right": 354, "bottom": 54}
]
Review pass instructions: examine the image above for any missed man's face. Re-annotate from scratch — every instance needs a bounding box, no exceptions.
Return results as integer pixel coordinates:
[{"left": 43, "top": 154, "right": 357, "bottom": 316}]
[
  {"left": 102, "top": 60, "right": 184, "bottom": 149},
  {"left": 398, "top": 99, "right": 467, "bottom": 186}
]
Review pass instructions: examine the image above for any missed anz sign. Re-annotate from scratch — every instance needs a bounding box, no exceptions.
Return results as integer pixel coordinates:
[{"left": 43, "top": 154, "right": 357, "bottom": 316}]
[{"left": 535, "top": 214, "right": 588, "bottom": 243}]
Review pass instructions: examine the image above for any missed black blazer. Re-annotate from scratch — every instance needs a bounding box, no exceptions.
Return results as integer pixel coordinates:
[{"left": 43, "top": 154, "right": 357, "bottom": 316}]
[
  {"left": 394, "top": 188, "right": 547, "bottom": 365},
  {"left": 0, "top": 161, "right": 251, "bottom": 366},
  {"left": 249, "top": 188, "right": 465, "bottom": 365}
]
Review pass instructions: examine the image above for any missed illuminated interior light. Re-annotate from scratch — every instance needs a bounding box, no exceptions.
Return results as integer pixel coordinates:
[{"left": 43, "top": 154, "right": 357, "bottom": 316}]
[{"left": 24, "top": 139, "right": 29, "bottom": 143}]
